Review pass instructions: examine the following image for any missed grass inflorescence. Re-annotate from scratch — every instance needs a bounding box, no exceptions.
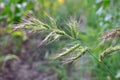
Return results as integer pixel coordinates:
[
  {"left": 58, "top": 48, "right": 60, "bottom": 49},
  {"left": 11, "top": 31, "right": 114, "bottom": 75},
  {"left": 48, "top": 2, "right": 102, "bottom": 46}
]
[
  {"left": 99, "top": 45, "right": 120, "bottom": 61},
  {"left": 13, "top": 16, "right": 90, "bottom": 64}
]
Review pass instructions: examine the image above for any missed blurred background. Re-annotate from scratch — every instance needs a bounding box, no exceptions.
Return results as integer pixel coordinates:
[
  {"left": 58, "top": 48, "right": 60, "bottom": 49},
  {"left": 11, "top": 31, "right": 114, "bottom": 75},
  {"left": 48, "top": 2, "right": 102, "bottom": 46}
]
[{"left": 0, "top": 0, "right": 120, "bottom": 80}]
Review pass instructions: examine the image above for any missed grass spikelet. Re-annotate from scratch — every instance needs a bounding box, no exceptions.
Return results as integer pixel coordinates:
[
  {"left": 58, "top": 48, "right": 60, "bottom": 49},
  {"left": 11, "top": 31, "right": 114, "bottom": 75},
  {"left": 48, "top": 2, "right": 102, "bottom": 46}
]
[
  {"left": 37, "top": 31, "right": 54, "bottom": 47},
  {"left": 99, "top": 45, "right": 120, "bottom": 61},
  {"left": 71, "top": 47, "right": 88, "bottom": 60},
  {"left": 51, "top": 44, "right": 81, "bottom": 59},
  {"left": 100, "top": 28, "right": 120, "bottom": 45},
  {"left": 13, "top": 17, "right": 50, "bottom": 32},
  {"left": 29, "top": 17, "right": 50, "bottom": 29},
  {"left": 54, "top": 29, "right": 65, "bottom": 35},
  {"left": 62, "top": 47, "right": 89, "bottom": 64},
  {"left": 67, "top": 20, "right": 79, "bottom": 40},
  {"left": 47, "top": 15, "right": 58, "bottom": 29}
]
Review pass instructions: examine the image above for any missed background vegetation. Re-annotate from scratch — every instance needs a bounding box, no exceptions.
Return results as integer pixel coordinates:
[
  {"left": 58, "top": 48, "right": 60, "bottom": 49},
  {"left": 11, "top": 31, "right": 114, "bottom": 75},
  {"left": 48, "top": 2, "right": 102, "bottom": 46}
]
[{"left": 0, "top": 0, "right": 120, "bottom": 80}]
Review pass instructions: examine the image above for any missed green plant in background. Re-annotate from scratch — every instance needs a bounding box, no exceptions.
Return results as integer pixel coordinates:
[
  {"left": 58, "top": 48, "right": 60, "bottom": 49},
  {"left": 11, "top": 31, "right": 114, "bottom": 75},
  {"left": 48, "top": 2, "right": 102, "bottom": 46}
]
[
  {"left": 0, "top": 0, "right": 32, "bottom": 64},
  {"left": 0, "top": 0, "right": 32, "bottom": 70},
  {"left": 81, "top": 0, "right": 120, "bottom": 79},
  {"left": 0, "top": 0, "right": 33, "bottom": 25}
]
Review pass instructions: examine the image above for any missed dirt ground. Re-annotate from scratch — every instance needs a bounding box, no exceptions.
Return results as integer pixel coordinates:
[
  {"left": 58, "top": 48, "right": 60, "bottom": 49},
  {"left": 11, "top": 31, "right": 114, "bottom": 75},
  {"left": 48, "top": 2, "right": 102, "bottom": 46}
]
[{"left": 0, "top": 60, "right": 58, "bottom": 80}]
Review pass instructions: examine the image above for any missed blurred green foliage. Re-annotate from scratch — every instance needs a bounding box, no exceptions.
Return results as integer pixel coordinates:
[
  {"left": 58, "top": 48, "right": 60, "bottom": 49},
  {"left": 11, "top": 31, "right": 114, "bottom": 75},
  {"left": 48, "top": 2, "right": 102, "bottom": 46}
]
[{"left": 0, "top": 0, "right": 120, "bottom": 80}]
